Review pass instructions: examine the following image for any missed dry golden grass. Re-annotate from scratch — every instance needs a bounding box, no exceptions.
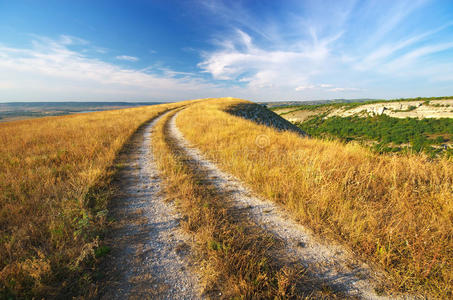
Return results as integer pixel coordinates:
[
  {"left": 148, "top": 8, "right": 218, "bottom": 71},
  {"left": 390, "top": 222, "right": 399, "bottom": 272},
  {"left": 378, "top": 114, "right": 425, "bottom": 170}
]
[
  {"left": 177, "top": 98, "right": 453, "bottom": 298},
  {"left": 0, "top": 102, "right": 191, "bottom": 298},
  {"left": 151, "top": 109, "right": 338, "bottom": 298},
  {"left": 2, "top": 96, "right": 451, "bottom": 298}
]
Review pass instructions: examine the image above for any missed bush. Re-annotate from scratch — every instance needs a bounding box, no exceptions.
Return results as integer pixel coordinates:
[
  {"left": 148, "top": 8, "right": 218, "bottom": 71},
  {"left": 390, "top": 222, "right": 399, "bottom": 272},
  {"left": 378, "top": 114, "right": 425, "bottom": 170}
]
[{"left": 297, "top": 115, "right": 453, "bottom": 156}]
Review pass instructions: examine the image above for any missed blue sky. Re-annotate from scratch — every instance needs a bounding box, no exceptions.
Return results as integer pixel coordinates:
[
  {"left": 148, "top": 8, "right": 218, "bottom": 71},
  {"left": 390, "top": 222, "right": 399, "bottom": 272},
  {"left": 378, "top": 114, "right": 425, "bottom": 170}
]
[{"left": 1, "top": 0, "right": 453, "bottom": 102}]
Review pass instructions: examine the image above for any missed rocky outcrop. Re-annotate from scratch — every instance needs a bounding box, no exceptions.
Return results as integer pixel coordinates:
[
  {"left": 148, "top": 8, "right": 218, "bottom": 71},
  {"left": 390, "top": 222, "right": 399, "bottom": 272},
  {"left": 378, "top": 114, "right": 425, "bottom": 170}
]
[
  {"left": 225, "top": 103, "right": 307, "bottom": 136},
  {"left": 330, "top": 99, "right": 453, "bottom": 119}
]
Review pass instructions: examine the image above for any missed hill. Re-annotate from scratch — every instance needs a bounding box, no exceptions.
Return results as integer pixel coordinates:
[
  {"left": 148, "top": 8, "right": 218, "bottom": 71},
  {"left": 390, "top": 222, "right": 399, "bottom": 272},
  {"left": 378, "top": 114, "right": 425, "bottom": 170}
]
[
  {"left": 273, "top": 98, "right": 453, "bottom": 157},
  {"left": 0, "top": 102, "right": 164, "bottom": 122},
  {"left": 1, "top": 98, "right": 452, "bottom": 299}
]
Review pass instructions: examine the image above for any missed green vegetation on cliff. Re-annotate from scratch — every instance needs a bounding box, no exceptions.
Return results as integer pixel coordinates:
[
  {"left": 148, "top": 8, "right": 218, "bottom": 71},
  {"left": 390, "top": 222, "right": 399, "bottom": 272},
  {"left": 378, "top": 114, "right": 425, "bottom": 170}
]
[{"left": 297, "top": 114, "right": 453, "bottom": 157}]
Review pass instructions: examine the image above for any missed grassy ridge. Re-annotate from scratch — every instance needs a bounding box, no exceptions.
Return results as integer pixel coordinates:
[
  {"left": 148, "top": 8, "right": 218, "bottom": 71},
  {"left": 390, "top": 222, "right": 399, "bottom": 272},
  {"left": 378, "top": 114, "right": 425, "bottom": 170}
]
[
  {"left": 0, "top": 103, "right": 187, "bottom": 298},
  {"left": 177, "top": 98, "right": 453, "bottom": 298}
]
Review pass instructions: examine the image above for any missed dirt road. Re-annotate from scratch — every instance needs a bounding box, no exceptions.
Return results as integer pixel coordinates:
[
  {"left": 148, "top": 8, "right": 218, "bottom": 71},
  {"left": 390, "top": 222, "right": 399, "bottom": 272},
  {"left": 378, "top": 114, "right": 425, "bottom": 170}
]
[
  {"left": 99, "top": 108, "right": 410, "bottom": 299},
  {"left": 99, "top": 111, "right": 201, "bottom": 299},
  {"left": 168, "top": 110, "right": 401, "bottom": 300}
]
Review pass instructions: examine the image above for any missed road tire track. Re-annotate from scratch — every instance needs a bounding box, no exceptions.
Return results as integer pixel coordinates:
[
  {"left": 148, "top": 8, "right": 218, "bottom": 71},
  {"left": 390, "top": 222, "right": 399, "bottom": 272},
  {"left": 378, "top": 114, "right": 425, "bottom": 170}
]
[
  {"left": 168, "top": 110, "right": 405, "bottom": 300},
  {"left": 98, "top": 111, "right": 201, "bottom": 299}
]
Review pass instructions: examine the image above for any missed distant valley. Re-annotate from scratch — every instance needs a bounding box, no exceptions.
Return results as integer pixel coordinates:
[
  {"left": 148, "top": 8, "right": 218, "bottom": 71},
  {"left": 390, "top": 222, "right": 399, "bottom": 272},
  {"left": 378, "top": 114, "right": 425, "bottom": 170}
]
[{"left": 0, "top": 102, "right": 163, "bottom": 122}]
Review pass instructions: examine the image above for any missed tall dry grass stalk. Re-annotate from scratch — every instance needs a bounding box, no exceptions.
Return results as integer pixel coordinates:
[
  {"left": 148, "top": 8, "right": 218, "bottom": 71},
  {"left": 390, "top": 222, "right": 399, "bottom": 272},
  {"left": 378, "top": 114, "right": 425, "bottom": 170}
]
[
  {"left": 0, "top": 102, "right": 190, "bottom": 297},
  {"left": 177, "top": 98, "right": 453, "bottom": 298}
]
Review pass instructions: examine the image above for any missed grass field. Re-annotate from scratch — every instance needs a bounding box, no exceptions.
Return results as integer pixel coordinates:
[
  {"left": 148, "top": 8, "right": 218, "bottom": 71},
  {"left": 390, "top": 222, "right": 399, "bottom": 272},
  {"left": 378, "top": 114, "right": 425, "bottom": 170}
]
[
  {"left": 2, "top": 97, "right": 452, "bottom": 298},
  {"left": 0, "top": 102, "right": 164, "bottom": 122},
  {"left": 151, "top": 109, "right": 319, "bottom": 298},
  {"left": 0, "top": 102, "right": 188, "bottom": 298},
  {"left": 177, "top": 98, "right": 453, "bottom": 298}
]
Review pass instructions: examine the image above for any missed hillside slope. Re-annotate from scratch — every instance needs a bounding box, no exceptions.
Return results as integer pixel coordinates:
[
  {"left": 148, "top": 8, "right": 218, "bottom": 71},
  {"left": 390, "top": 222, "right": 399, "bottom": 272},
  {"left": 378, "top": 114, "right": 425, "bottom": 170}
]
[
  {"left": 226, "top": 102, "right": 307, "bottom": 136},
  {"left": 176, "top": 98, "right": 453, "bottom": 298},
  {"left": 276, "top": 99, "right": 453, "bottom": 123}
]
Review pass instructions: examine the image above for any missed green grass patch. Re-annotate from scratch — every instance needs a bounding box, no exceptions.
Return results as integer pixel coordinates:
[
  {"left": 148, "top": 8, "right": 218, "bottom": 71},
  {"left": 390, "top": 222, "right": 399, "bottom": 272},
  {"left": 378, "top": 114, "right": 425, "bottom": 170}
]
[
  {"left": 94, "top": 246, "right": 111, "bottom": 258},
  {"left": 297, "top": 114, "right": 453, "bottom": 157}
]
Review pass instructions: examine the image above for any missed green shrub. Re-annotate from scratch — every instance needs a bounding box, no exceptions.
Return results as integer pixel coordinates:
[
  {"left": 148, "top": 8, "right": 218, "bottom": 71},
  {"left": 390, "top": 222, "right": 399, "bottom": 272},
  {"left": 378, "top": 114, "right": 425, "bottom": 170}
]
[{"left": 297, "top": 115, "right": 453, "bottom": 156}]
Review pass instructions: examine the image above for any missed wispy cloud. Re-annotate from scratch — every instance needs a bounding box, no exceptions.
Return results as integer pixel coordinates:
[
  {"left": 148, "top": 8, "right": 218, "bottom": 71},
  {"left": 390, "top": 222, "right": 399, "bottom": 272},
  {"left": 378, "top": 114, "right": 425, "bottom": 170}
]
[
  {"left": 59, "top": 35, "right": 89, "bottom": 46},
  {"left": 0, "top": 35, "right": 219, "bottom": 101},
  {"left": 328, "top": 87, "right": 360, "bottom": 92},
  {"left": 361, "top": 0, "right": 428, "bottom": 47},
  {"left": 385, "top": 42, "right": 453, "bottom": 69},
  {"left": 1, "top": 0, "right": 452, "bottom": 101},
  {"left": 199, "top": 29, "right": 340, "bottom": 90},
  {"left": 355, "top": 21, "right": 453, "bottom": 71},
  {"left": 115, "top": 55, "right": 139, "bottom": 62},
  {"left": 199, "top": 0, "right": 275, "bottom": 41},
  {"left": 294, "top": 84, "right": 359, "bottom": 93},
  {"left": 295, "top": 85, "right": 315, "bottom": 91},
  {"left": 196, "top": 0, "right": 453, "bottom": 99}
]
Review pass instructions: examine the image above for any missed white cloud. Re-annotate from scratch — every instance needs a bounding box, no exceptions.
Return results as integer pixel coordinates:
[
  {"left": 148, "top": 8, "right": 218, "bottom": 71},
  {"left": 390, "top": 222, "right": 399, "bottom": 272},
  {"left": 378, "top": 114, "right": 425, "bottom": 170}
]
[
  {"left": 355, "top": 21, "right": 453, "bottom": 71},
  {"left": 295, "top": 85, "right": 315, "bottom": 91},
  {"left": 199, "top": 29, "right": 339, "bottom": 90},
  {"left": 328, "top": 87, "right": 360, "bottom": 92},
  {"left": 195, "top": 0, "right": 453, "bottom": 100},
  {"left": 0, "top": 81, "right": 14, "bottom": 89},
  {"left": 388, "top": 42, "right": 453, "bottom": 67},
  {"left": 359, "top": 0, "right": 428, "bottom": 48},
  {"left": 0, "top": 35, "right": 220, "bottom": 101},
  {"left": 115, "top": 55, "right": 139, "bottom": 62},
  {"left": 2, "top": 0, "right": 452, "bottom": 103},
  {"left": 59, "top": 35, "right": 89, "bottom": 46},
  {"left": 199, "top": 0, "right": 275, "bottom": 41},
  {"left": 295, "top": 83, "right": 359, "bottom": 93}
]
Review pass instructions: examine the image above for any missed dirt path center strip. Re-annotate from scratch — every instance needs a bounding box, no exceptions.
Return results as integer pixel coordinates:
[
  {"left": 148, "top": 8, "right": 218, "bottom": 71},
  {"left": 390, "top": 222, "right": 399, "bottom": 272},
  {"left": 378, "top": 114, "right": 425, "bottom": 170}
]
[{"left": 100, "top": 111, "right": 201, "bottom": 299}]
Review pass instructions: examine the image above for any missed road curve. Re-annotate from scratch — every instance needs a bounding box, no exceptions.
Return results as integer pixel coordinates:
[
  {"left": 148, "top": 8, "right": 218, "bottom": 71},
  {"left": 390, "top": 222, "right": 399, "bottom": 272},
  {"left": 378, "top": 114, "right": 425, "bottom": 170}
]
[
  {"left": 168, "top": 110, "right": 402, "bottom": 300},
  {"left": 99, "top": 111, "right": 201, "bottom": 299}
]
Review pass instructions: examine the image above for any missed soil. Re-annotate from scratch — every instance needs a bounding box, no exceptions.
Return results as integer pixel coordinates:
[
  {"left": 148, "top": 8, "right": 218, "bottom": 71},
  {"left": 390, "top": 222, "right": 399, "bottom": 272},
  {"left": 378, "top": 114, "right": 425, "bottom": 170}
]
[
  {"left": 168, "top": 110, "right": 410, "bottom": 300},
  {"left": 98, "top": 112, "right": 202, "bottom": 299}
]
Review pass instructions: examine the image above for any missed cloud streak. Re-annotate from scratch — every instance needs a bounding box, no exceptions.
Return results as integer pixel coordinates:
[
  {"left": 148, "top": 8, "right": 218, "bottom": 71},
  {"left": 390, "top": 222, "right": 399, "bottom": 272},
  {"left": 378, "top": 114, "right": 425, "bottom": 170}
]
[
  {"left": 0, "top": 35, "right": 220, "bottom": 101},
  {"left": 1, "top": 0, "right": 453, "bottom": 101},
  {"left": 116, "top": 55, "right": 139, "bottom": 62},
  {"left": 196, "top": 0, "right": 453, "bottom": 99},
  {"left": 199, "top": 29, "right": 339, "bottom": 91},
  {"left": 295, "top": 84, "right": 359, "bottom": 93}
]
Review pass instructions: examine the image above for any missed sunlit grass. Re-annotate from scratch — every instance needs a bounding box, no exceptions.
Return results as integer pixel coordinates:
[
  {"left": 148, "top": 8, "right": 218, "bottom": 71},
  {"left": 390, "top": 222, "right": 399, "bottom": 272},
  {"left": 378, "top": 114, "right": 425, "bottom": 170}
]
[
  {"left": 177, "top": 98, "right": 453, "bottom": 298},
  {"left": 0, "top": 102, "right": 189, "bottom": 297},
  {"left": 151, "top": 108, "right": 321, "bottom": 298},
  {"left": 2, "top": 97, "right": 451, "bottom": 298}
]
